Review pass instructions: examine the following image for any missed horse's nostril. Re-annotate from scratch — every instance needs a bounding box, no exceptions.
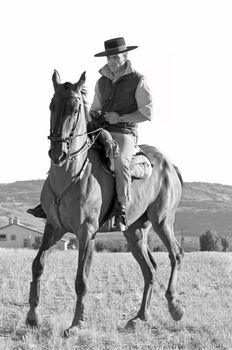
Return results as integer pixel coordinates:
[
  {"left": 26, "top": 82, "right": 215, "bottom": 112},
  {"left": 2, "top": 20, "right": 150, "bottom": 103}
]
[
  {"left": 48, "top": 148, "right": 67, "bottom": 165},
  {"left": 60, "top": 152, "right": 67, "bottom": 162}
]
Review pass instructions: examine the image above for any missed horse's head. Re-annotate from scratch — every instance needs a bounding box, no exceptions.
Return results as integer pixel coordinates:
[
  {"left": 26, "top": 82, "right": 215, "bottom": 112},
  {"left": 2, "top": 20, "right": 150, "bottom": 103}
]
[{"left": 48, "top": 70, "right": 87, "bottom": 166}]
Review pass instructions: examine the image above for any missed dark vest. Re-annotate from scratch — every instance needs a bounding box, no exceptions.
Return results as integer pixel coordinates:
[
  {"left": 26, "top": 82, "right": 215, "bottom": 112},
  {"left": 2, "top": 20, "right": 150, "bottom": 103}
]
[{"left": 98, "top": 70, "right": 142, "bottom": 135}]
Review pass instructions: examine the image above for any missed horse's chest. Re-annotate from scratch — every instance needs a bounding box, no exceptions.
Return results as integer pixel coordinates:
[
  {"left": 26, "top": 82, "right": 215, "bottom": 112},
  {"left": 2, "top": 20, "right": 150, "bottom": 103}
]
[{"left": 66, "top": 177, "right": 102, "bottom": 216}]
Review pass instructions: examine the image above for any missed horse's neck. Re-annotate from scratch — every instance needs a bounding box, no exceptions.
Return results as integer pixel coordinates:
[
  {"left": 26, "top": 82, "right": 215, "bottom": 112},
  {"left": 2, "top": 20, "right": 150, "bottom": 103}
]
[{"left": 49, "top": 136, "right": 88, "bottom": 194}]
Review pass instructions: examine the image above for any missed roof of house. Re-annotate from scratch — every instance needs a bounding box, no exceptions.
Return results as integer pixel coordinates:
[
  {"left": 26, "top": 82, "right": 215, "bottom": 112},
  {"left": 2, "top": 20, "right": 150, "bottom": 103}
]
[{"left": 0, "top": 222, "right": 43, "bottom": 235}]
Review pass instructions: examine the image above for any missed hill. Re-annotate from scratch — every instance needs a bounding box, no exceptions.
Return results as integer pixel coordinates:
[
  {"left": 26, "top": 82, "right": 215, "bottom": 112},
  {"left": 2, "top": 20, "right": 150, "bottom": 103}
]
[
  {"left": 175, "top": 182, "right": 232, "bottom": 251},
  {"left": 0, "top": 180, "right": 231, "bottom": 250},
  {"left": 0, "top": 180, "right": 45, "bottom": 232},
  {"left": 175, "top": 182, "right": 232, "bottom": 235}
]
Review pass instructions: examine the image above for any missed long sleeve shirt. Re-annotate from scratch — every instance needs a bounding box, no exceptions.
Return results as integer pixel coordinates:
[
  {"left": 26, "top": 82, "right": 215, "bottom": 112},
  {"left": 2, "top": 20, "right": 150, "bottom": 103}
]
[{"left": 90, "top": 60, "right": 153, "bottom": 123}]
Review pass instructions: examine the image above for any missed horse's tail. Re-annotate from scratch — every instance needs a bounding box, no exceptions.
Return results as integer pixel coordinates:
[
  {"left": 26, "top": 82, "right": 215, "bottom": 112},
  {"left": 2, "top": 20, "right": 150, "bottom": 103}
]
[{"left": 173, "top": 165, "right": 184, "bottom": 187}]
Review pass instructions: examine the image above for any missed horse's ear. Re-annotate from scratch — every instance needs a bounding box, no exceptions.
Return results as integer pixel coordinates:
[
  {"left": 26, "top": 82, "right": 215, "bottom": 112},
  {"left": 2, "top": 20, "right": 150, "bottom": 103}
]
[
  {"left": 74, "top": 71, "right": 86, "bottom": 91},
  {"left": 52, "top": 69, "right": 61, "bottom": 91}
]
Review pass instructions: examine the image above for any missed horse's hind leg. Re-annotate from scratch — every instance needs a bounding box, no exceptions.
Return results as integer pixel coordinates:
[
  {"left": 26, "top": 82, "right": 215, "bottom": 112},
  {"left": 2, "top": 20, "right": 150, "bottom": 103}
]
[
  {"left": 26, "top": 222, "right": 63, "bottom": 328},
  {"left": 124, "top": 216, "right": 157, "bottom": 328},
  {"left": 150, "top": 211, "right": 185, "bottom": 321}
]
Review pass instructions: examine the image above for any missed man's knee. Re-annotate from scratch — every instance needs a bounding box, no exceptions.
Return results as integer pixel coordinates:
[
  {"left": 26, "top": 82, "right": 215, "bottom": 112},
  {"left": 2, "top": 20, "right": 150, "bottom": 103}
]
[{"left": 114, "top": 156, "right": 130, "bottom": 172}]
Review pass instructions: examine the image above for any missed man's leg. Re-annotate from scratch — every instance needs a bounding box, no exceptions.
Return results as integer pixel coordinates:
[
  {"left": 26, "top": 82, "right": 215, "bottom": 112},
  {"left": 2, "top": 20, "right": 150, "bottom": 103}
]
[{"left": 110, "top": 132, "right": 136, "bottom": 231}]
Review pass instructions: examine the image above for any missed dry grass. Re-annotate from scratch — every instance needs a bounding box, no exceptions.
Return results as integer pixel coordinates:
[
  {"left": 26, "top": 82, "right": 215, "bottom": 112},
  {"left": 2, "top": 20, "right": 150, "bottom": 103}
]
[{"left": 0, "top": 248, "right": 232, "bottom": 349}]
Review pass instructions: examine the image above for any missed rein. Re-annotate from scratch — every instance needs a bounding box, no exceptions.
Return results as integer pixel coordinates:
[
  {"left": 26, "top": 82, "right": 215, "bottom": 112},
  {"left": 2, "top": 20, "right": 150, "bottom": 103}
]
[
  {"left": 50, "top": 156, "right": 90, "bottom": 206},
  {"left": 69, "top": 129, "right": 102, "bottom": 161},
  {"left": 48, "top": 126, "right": 103, "bottom": 144}
]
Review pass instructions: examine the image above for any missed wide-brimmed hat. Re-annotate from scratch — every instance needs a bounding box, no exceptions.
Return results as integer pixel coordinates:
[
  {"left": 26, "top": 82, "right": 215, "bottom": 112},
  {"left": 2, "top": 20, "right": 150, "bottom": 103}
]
[{"left": 94, "top": 37, "right": 138, "bottom": 57}]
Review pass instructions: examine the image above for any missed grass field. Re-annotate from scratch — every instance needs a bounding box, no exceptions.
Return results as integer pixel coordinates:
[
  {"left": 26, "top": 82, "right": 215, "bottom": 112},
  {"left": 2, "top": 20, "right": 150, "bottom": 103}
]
[{"left": 0, "top": 248, "right": 232, "bottom": 350}]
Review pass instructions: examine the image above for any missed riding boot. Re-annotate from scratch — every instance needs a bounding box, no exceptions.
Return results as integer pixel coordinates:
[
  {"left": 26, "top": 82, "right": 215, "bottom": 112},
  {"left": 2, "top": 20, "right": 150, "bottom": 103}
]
[
  {"left": 27, "top": 204, "right": 47, "bottom": 219},
  {"left": 113, "top": 203, "right": 127, "bottom": 232}
]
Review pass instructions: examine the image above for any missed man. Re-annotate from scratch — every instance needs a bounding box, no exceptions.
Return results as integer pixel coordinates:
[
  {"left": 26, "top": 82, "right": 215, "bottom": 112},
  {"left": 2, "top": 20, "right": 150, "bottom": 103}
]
[{"left": 90, "top": 37, "right": 153, "bottom": 231}]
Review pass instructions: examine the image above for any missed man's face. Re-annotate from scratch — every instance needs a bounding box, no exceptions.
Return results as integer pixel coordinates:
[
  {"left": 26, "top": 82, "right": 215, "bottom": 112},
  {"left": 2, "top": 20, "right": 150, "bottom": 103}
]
[{"left": 107, "top": 53, "right": 127, "bottom": 73}]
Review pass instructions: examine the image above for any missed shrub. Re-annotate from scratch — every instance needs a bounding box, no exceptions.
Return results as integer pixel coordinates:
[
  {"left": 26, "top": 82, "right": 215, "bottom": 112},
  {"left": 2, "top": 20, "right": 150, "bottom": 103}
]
[
  {"left": 95, "top": 239, "right": 129, "bottom": 252},
  {"left": 95, "top": 236, "right": 165, "bottom": 253},
  {"left": 199, "top": 229, "right": 229, "bottom": 252},
  {"left": 147, "top": 232, "right": 165, "bottom": 252},
  {"left": 67, "top": 238, "right": 79, "bottom": 249},
  {"left": 32, "top": 236, "right": 42, "bottom": 249},
  {"left": 221, "top": 237, "right": 229, "bottom": 252}
]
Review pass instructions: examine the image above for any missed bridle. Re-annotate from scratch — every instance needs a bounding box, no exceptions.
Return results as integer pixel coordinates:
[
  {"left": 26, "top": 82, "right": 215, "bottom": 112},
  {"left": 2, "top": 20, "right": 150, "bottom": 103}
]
[
  {"left": 48, "top": 99, "right": 82, "bottom": 145},
  {"left": 48, "top": 93, "right": 102, "bottom": 162}
]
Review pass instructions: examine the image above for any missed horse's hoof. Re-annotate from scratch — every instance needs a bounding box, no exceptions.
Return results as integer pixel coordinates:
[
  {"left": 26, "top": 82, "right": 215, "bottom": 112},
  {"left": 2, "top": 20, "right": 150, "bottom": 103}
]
[
  {"left": 168, "top": 300, "right": 185, "bottom": 321},
  {"left": 63, "top": 322, "right": 85, "bottom": 338},
  {"left": 25, "top": 310, "right": 42, "bottom": 328},
  {"left": 64, "top": 328, "right": 72, "bottom": 338},
  {"left": 125, "top": 317, "right": 145, "bottom": 330},
  {"left": 125, "top": 319, "right": 136, "bottom": 330}
]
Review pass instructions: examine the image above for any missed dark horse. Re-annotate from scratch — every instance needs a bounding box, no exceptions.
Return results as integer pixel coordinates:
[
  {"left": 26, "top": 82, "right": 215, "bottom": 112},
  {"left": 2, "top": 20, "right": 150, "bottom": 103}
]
[{"left": 26, "top": 71, "right": 185, "bottom": 337}]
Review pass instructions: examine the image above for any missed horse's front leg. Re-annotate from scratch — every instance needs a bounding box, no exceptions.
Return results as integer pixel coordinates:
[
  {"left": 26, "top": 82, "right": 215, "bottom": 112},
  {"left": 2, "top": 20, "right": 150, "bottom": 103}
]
[
  {"left": 26, "top": 222, "right": 63, "bottom": 328},
  {"left": 64, "top": 224, "right": 95, "bottom": 338}
]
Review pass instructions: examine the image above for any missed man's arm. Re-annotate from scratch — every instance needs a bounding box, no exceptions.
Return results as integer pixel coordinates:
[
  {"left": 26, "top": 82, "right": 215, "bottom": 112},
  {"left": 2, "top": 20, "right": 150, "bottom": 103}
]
[
  {"left": 122, "top": 76, "right": 153, "bottom": 123},
  {"left": 89, "top": 81, "right": 102, "bottom": 118}
]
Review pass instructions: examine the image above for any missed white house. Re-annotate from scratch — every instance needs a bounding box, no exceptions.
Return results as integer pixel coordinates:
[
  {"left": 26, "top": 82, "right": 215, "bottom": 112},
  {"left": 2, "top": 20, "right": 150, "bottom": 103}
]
[{"left": 0, "top": 217, "right": 68, "bottom": 250}]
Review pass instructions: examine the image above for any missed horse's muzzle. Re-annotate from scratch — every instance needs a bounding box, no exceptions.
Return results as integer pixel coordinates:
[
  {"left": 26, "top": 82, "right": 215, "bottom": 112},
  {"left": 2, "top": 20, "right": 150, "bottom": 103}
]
[{"left": 48, "top": 149, "right": 67, "bottom": 166}]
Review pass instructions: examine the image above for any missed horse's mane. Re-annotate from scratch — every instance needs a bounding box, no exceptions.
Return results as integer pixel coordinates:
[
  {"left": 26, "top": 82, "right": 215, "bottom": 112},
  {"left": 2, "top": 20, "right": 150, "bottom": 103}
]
[{"left": 80, "top": 86, "right": 91, "bottom": 123}]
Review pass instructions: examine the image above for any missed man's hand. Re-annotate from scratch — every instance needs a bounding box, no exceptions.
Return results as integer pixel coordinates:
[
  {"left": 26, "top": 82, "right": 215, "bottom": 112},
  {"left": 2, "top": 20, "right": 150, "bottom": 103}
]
[
  {"left": 104, "top": 112, "right": 120, "bottom": 124},
  {"left": 89, "top": 110, "right": 101, "bottom": 119}
]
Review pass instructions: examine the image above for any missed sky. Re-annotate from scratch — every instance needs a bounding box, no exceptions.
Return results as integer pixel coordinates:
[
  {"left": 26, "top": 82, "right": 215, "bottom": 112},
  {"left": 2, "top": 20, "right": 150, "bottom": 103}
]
[{"left": 0, "top": 0, "right": 232, "bottom": 185}]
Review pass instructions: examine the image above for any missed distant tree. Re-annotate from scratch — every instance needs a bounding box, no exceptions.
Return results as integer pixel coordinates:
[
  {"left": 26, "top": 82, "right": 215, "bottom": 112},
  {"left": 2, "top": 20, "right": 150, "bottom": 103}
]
[
  {"left": 181, "top": 236, "right": 185, "bottom": 248},
  {"left": 147, "top": 232, "right": 165, "bottom": 252},
  {"left": 67, "top": 237, "right": 79, "bottom": 249},
  {"left": 221, "top": 237, "right": 229, "bottom": 252},
  {"left": 94, "top": 239, "right": 129, "bottom": 252},
  {"left": 199, "top": 229, "right": 223, "bottom": 251},
  {"left": 32, "top": 236, "right": 42, "bottom": 249},
  {"left": 147, "top": 232, "right": 156, "bottom": 251}
]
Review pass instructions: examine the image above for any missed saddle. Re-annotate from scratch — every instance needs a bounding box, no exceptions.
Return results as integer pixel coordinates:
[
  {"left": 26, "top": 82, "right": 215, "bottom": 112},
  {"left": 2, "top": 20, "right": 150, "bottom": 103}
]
[{"left": 92, "top": 128, "right": 153, "bottom": 179}]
